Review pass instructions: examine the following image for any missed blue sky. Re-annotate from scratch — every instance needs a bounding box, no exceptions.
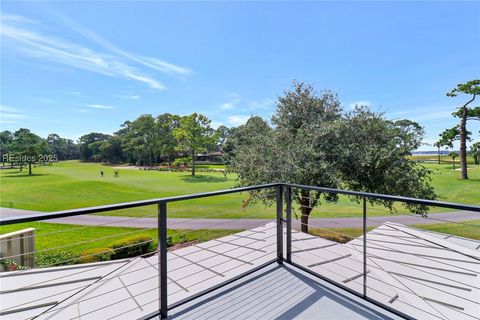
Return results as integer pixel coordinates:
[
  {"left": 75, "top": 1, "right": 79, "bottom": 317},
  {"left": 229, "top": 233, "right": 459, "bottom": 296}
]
[{"left": 1, "top": 1, "right": 479, "bottom": 151}]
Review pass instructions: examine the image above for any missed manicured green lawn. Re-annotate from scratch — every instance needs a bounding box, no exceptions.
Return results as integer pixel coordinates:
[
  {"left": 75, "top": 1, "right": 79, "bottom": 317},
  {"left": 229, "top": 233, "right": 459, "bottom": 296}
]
[
  {"left": 411, "top": 220, "right": 480, "bottom": 240},
  {"left": 421, "top": 163, "right": 480, "bottom": 205},
  {"left": 308, "top": 220, "right": 480, "bottom": 243},
  {"left": 0, "top": 161, "right": 478, "bottom": 219}
]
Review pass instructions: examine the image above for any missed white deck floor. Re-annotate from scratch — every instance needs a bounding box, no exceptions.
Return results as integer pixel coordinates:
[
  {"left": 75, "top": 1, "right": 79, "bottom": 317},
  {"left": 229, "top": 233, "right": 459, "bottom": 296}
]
[{"left": 167, "top": 263, "right": 401, "bottom": 320}]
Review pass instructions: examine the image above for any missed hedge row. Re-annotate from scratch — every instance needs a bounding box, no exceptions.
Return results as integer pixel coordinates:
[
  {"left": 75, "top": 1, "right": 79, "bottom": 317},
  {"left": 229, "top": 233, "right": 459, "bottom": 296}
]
[{"left": 32, "top": 234, "right": 155, "bottom": 268}]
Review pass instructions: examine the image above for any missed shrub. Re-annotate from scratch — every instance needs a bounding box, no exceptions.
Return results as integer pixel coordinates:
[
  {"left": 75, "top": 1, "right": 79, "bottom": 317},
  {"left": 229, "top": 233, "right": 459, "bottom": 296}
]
[
  {"left": 0, "top": 254, "right": 29, "bottom": 272},
  {"left": 172, "top": 157, "right": 192, "bottom": 167},
  {"left": 35, "top": 250, "right": 81, "bottom": 267},
  {"left": 76, "top": 247, "right": 114, "bottom": 264},
  {"left": 110, "top": 234, "right": 153, "bottom": 259}
]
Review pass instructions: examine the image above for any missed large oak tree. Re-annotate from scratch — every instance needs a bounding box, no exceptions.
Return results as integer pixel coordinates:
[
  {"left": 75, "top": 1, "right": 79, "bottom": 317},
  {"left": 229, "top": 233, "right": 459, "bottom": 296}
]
[{"left": 233, "top": 81, "right": 436, "bottom": 233}]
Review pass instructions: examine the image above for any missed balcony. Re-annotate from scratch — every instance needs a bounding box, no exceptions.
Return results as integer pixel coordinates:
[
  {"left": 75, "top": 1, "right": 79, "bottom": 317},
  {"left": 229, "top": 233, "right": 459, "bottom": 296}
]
[{"left": 1, "top": 184, "right": 479, "bottom": 320}]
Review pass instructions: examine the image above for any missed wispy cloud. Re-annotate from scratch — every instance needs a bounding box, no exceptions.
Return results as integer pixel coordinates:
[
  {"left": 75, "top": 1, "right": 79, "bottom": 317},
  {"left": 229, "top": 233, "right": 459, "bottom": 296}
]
[
  {"left": 244, "top": 98, "right": 275, "bottom": 111},
  {"left": 228, "top": 115, "right": 250, "bottom": 126},
  {"left": 218, "top": 97, "right": 275, "bottom": 113},
  {"left": 74, "top": 108, "right": 93, "bottom": 113},
  {"left": 1, "top": 13, "right": 37, "bottom": 25},
  {"left": 389, "top": 106, "right": 455, "bottom": 122},
  {"left": 0, "top": 13, "right": 190, "bottom": 91},
  {"left": 57, "top": 13, "right": 191, "bottom": 77},
  {"left": 117, "top": 95, "right": 140, "bottom": 100},
  {"left": 349, "top": 100, "right": 372, "bottom": 109},
  {"left": 210, "top": 121, "right": 224, "bottom": 129},
  {"left": 69, "top": 91, "right": 81, "bottom": 95},
  {"left": 0, "top": 105, "right": 28, "bottom": 123},
  {"left": 85, "top": 104, "right": 116, "bottom": 109},
  {"left": 36, "top": 98, "right": 55, "bottom": 104}
]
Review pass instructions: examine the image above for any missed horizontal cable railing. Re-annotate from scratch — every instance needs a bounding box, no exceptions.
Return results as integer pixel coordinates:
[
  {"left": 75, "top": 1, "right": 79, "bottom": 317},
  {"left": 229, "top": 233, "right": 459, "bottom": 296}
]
[
  {"left": 0, "top": 182, "right": 479, "bottom": 320},
  {"left": 286, "top": 184, "right": 479, "bottom": 320}
]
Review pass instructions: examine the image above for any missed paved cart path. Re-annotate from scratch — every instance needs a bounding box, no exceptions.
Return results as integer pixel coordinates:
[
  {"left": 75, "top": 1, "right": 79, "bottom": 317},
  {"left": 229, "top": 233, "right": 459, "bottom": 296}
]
[{"left": 1, "top": 207, "right": 478, "bottom": 229}]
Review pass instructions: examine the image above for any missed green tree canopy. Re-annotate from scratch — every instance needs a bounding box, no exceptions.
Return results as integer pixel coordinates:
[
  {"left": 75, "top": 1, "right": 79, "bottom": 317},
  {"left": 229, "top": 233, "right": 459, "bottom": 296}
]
[
  {"left": 11, "top": 129, "right": 49, "bottom": 175},
  {"left": 78, "top": 132, "right": 111, "bottom": 161},
  {"left": 233, "top": 82, "right": 436, "bottom": 232},
  {"left": 223, "top": 116, "right": 271, "bottom": 165},
  {"left": 445, "top": 79, "right": 480, "bottom": 179},
  {"left": 470, "top": 142, "right": 480, "bottom": 165},
  {"left": 0, "top": 130, "right": 14, "bottom": 166},
  {"left": 173, "top": 113, "right": 218, "bottom": 176}
]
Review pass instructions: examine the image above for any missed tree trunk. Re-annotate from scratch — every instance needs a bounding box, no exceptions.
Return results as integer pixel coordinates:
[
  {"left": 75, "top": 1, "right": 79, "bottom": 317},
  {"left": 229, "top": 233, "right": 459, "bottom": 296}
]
[
  {"left": 28, "top": 161, "right": 32, "bottom": 175},
  {"left": 300, "top": 212, "right": 309, "bottom": 233},
  {"left": 437, "top": 146, "right": 441, "bottom": 164},
  {"left": 299, "top": 192, "right": 313, "bottom": 233},
  {"left": 460, "top": 107, "right": 468, "bottom": 179},
  {"left": 191, "top": 150, "right": 196, "bottom": 176}
]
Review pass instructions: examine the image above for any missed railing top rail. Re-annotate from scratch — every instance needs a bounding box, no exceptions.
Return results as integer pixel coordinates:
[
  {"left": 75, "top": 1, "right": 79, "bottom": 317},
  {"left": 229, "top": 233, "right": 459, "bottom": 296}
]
[
  {"left": 0, "top": 183, "right": 279, "bottom": 226},
  {"left": 1, "top": 182, "right": 479, "bottom": 226},
  {"left": 285, "top": 183, "right": 480, "bottom": 213}
]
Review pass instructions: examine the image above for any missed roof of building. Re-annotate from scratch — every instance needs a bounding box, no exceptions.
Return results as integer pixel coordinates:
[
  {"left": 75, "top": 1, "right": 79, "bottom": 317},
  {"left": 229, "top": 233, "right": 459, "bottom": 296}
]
[{"left": 1, "top": 222, "right": 478, "bottom": 320}]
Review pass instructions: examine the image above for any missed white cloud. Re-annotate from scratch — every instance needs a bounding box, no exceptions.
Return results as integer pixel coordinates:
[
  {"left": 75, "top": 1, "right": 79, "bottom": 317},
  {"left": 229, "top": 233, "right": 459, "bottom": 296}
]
[
  {"left": 86, "top": 104, "right": 116, "bottom": 109},
  {"left": 228, "top": 115, "right": 250, "bottom": 126},
  {"left": 348, "top": 100, "right": 372, "bottom": 109},
  {"left": 220, "top": 102, "right": 235, "bottom": 110},
  {"left": 69, "top": 91, "right": 81, "bottom": 95},
  {"left": 138, "top": 56, "right": 191, "bottom": 76},
  {"left": 0, "top": 15, "right": 174, "bottom": 90}
]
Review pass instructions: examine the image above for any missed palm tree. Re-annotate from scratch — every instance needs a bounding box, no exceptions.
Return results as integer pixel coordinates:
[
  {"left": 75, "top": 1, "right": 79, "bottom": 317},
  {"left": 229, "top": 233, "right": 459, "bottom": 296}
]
[{"left": 449, "top": 151, "right": 459, "bottom": 170}]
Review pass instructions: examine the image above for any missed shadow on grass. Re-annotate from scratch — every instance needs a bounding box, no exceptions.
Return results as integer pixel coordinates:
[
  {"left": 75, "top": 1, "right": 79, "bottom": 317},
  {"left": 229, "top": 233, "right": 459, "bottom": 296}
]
[
  {"left": 180, "top": 174, "right": 228, "bottom": 183},
  {"left": 1, "top": 172, "right": 49, "bottom": 178}
]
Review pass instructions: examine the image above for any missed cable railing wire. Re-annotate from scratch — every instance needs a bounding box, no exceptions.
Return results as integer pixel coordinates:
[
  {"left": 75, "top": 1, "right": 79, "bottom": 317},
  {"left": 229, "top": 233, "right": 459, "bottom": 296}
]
[
  {"left": 291, "top": 229, "right": 478, "bottom": 317},
  {"left": 6, "top": 228, "right": 277, "bottom": 313},
  {"left": 290, "top": 249, "right": 447, "bottom": 320}
]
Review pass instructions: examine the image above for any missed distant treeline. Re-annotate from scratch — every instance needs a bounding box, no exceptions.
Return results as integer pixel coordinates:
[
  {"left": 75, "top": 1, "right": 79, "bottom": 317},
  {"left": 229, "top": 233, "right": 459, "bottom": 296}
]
[
  {"left": 411, "top": 151, "right": 456, "bottom": 155},
  {"left": 0, "top": 113, "right": 236, "bottom": 171}
]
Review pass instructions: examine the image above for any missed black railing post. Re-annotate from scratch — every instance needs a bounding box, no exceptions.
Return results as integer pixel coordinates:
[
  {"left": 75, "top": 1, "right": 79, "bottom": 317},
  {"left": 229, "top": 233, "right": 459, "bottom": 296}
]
[
  {"left": 286, "top": 186, "right": 292, "bottom": 262},
  {"left": 276, "top": 185, "right": 284, "bottom": 264},
  {"left": 158, "top": 202, "right": 168, "bottom": 319},
  {"left": 362, "top": 196, "right": 367, "bottom": 298}
]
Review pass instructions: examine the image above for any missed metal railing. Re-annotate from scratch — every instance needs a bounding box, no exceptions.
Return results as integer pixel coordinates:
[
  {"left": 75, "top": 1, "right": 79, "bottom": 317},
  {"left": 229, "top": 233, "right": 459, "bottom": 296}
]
[{"left": 1, "top": 182, "right": 479, "bottom": 320}]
